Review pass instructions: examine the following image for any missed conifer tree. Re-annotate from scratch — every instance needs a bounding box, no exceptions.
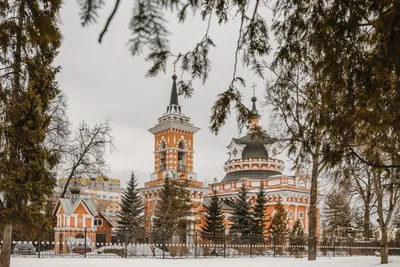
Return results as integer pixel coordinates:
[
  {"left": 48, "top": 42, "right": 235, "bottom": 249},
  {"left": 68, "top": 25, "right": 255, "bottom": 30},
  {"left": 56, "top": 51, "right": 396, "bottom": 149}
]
[
  {"left": 289, "top": 219, "right": 306, "bottom": 255},
  {"left": 202, "top": 191, "right": 225, "bottom": 241},
  {"left": 252, "top": 184, "right": 267, "bottom": 237},
  {"left": 0, "top": 2, "right": 62, "bottom": 267},
  {"left": 324, "top": 190, "right": 354, "bottom": 239},
  {"left": 229, "top": 184, "right": 253, "bottom": 238},
  {"left": 116, "top": 172, "right": 144, "bottom": 242},
  {"left": 152, "top": 177, "right": 193, "bottom": 243},
  {"left": 268, "top": 201, "right": 289, "bottom": 254}
]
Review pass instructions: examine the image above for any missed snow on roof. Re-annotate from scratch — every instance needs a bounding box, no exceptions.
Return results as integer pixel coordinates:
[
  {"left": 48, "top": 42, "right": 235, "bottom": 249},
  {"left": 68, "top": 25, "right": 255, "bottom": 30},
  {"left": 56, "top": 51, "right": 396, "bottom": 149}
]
[{"left": 54, "top": 198, "right": 98, "bottom": 216}]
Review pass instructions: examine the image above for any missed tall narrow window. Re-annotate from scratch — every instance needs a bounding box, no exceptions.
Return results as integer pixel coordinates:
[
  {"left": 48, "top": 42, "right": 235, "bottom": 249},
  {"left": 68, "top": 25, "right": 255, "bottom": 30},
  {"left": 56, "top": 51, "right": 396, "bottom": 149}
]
[
  {"left": 178, "top": 141, "right": 186, "bottom": 172},
  {"left": 159, "top": 141, "right": 166, "bottom": 171}
]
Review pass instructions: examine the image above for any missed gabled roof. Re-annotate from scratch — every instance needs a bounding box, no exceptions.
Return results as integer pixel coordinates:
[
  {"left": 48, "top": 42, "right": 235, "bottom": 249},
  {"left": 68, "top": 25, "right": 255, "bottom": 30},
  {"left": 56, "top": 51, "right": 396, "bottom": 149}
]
[
  {"left": 53, "top": 198, "right": 98, "bottom": 217},
  {"left": 98, "top": 212, "right": 114, "bottom": 227}
]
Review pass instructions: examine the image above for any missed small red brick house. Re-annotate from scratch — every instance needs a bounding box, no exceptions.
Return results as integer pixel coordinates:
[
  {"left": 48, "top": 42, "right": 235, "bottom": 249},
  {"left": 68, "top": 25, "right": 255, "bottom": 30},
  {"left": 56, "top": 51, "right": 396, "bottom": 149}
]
[{"left": 53, "top": 185, "right": 113, "bottom": 254}]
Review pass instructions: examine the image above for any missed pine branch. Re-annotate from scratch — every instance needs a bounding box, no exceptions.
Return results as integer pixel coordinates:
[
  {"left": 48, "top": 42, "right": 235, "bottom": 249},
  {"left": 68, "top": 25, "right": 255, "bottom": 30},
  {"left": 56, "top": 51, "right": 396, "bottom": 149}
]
[{"left": 78, "top": 0, "right": 105, "bottom": 27}]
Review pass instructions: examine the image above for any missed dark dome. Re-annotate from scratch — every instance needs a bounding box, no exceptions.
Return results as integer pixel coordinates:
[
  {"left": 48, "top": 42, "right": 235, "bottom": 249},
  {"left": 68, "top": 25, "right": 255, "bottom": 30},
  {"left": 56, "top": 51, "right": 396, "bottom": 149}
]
[
  {"left": 233, "top": 133, "right": 275, "bottom": 159},
  {"left": 251, "top": 96, "right": 257, "bottom": 102},
  {"left": 70, "top": 185, "right": 80, "bottom": 195},
  {"left": 172, "top": 73, "right": 177, "bottom": 80},
  {"left": 222, "top": 170, "right": 282, "bottom": 183},
  {"left": 242, "top": 142, "right": 268, "bottom": 158}
]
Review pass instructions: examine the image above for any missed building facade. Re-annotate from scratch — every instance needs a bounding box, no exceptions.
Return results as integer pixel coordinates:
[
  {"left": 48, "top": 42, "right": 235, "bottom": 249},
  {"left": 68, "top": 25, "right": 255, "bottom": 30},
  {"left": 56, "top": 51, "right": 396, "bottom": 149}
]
[
  {"left": 58, "top": 176, "right": 121, "bottom": 226},
  {"left": 203, "top": 94, "right": 313, "bottom": 234},
  {"left": 139, "top": 73, "right": 208, "bottom": 234},
  {"left": 138, "top": 74, "right": 315, "bottom": 237},
  {"left": 53, "top": 185, "right": 113, "bottom": 255}
]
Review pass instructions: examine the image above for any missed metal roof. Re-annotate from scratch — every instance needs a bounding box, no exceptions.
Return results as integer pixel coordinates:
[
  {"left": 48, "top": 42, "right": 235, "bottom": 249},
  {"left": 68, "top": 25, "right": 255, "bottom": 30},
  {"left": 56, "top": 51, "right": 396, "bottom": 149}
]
[
  {"left": 232, "top": 133, "right": 276, "bottom": 159},
  {"left": 221, "top": 170, "right": 282, "bottom": 183}
]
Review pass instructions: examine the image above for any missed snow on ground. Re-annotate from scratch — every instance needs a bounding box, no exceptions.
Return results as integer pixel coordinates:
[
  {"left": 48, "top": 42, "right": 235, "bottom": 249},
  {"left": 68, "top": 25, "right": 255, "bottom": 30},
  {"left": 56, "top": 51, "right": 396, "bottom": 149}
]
[{"left": 11, "top": 256, "right": 400, "bottom": 267}]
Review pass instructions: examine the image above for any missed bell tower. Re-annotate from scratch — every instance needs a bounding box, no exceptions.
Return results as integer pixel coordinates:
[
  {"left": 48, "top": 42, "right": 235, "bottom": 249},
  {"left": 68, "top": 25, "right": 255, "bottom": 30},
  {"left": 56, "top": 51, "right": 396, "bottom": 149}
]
[
  {"left": 140, "top": 72, "right": 207, "bottom": 233},
  {"left": 147, "top": 72, "right": 200, "bottom": 183}
]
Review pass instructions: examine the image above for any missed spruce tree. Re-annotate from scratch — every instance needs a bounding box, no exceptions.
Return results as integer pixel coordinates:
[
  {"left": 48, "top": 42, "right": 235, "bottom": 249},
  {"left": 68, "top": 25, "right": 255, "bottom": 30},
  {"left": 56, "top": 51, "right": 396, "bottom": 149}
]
[
  {"left": 289, "top": 219, "right": 306, "bottom": 255},
  {"left": 152, "top": 177, "right": 193, "bottom": 243},
  {"left": 268, "top": 201, "right": 289, "bottom": 254},
  {"left": 116, "top": 172, "right": 144, "bottom": 242},
  {"left": 0, "top": 2, "right": 62, "bottom": 266},
  {"left": 252, "top": 184, "right": 267, "bottom": 238},
  {"left": 229, "top": 184, "right": 253, "bottom": 238},
  {"left": 324, "top": 190, "right": 353, "bottom": 239},
  {"left": 202, "top": 191, "right": 225, "bottom": 241}
]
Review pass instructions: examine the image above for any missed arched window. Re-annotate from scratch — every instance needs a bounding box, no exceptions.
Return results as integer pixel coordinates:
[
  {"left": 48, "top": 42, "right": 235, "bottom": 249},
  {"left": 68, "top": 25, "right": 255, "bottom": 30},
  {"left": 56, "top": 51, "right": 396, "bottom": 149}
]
[
  {"left": 159, "top": 141, "right": 166, "bottom": 172},
  {"left": 178, "top": 140, "right": 186, "bottom": 172}
]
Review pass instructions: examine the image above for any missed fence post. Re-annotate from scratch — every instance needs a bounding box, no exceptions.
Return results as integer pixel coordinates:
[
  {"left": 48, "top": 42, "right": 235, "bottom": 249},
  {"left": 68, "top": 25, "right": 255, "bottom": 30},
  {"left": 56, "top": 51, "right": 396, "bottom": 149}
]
[
  {"left": 350, "top": 242, "right": 352, "bottom": 257},
  {"left": 124, "top": 228, "right": 128, "bottom": 259},
  {"left": 333, "top": 241, "right": 335, "bottom": 257},
  {"left": 38, "top": 237, "right": 41, "bottom": 258},
  {"left": 162, "top": 230, "right": 166, "bottom": 259},
  {"left": 273, "top": 233, "right": 276, "bottom": 257},
  {"left": 84, "top": 227, "right": 87, "bottom": 258},
  {"left": 194, "top": 231, "right": 197, "bottom": 258},
  {"left": 223, "top": 233, "right": 226, "bottom": 258},
  {"left": 249, "top": 235, "right": 252, "bottom": 258}
]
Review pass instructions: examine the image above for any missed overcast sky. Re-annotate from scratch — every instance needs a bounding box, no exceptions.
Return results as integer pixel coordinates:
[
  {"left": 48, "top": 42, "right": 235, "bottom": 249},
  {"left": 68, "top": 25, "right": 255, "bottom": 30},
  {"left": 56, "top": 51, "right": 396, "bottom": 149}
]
[{"left": 55, "top": 1, "right": 293, "bottom": 187}]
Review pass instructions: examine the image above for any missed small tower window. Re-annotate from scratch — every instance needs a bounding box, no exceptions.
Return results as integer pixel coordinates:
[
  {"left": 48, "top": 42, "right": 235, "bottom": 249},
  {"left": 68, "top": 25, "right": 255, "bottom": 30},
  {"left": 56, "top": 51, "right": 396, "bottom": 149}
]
[
  {"left": 233, "top": 148, "right": 238, "bottom": 159},
  {"left": 159, "top": 141, "right": 166, "bottom": 172},
  {"left": 178, "top": 141, "right": 186, "bottom": 172}
]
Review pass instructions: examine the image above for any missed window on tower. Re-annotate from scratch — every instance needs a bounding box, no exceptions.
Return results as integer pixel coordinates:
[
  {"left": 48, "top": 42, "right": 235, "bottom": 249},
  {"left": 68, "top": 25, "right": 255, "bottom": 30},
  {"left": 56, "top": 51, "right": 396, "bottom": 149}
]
[
  {"left": 159, "top": 141, "right": 166, "bottom": 172},
  {"left": 178, "top": 140, "right": 187, "bottom": 172}
]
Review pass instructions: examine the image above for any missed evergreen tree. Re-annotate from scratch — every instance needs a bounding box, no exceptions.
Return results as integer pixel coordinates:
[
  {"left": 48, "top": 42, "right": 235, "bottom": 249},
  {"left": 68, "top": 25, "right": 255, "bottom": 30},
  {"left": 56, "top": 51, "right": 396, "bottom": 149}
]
[
  {"left": 252, "top": 184, "right": 267, "bottom": 237},
  {"left": 116, "top": 172, "right": 144, "bottom": 242},
  {"left": 152, "top": 177, "right": 193, "bottom": 243},
  {"left": 0, "top": 2, "right": 62, "bottom": 267},
  {"left": 268, "top": 201, "right": 289, "bottom": 254},
  {"left": 289, "top": 219, "right": 306, "bottom": 255},
  {"left": 229, "top": 184, "right": 253, "bottom": 238},
  {"left": 324, "top": 190, "right": 354, "bottom": 240},
  {"left": 202, "top": 191, "right": 225, "bottom": 241}
]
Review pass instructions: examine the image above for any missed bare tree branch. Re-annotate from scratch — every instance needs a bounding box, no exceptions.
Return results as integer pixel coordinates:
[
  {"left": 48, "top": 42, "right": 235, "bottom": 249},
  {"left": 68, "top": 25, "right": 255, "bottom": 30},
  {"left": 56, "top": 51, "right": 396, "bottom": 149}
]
[
  {"left": 60, "top": 120, "right": 115, "bottom": 198},
  {"left": 98, "top": 0, "right": 121, "bottom": 43}
]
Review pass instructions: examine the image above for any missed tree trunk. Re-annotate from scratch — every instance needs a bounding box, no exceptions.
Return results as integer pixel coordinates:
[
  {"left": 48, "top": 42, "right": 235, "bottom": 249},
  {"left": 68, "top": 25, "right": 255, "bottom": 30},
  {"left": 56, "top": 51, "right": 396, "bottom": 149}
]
[
  {"left": 380, "top": 226, "right": 389, "bottom": 264},
  {"left": 363, "top": 202, "right": 371, "bottom": 240},
  {"left": 308, "top": 139, "right": 321, "bottom": 261},
  {"left": 0, "top": 224, "right": 12, "bottom": 267}
]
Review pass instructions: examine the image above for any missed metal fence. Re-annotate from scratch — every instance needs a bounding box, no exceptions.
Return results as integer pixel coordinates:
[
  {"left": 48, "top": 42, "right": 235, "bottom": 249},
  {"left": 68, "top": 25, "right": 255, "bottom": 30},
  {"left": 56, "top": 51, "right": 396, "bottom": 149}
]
[{"left": 3, "top": 230, "right": 400, "bottom": 259}]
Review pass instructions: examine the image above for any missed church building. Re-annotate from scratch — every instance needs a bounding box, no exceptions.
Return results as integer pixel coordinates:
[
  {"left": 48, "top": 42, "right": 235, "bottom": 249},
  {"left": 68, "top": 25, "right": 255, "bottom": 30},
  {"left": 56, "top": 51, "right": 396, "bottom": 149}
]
[
  {"left": 139, "top": 72, "right": 208, "bottom": 233},
  {"left": 140, "top": 73, "right": 313, "bottom": 236},
  {"left": 203, "top": 94, "right": 312, "bottom": 233}
]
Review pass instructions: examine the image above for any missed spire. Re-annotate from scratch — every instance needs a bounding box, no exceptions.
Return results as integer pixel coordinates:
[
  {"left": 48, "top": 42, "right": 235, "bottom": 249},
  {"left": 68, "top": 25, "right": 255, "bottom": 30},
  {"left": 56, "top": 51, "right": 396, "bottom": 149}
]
[
  {"left": 251, "top": 83, "right": 258, "bottom": 114},
  {"left": 249, "top": 83, "right": 260, "bottom": 130},
  {"left": 170, "top": 66, "right": 179, "bottom": 105},
  {"left": 164, "top": 67, "right": 184, "bottom": 116}
]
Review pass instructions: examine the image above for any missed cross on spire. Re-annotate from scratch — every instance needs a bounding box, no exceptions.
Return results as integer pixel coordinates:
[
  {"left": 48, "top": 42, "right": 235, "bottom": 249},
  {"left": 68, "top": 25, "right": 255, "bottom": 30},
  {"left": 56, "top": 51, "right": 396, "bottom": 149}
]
[{"left": 251, "top": 83, "right": 257, "bottom": 96}]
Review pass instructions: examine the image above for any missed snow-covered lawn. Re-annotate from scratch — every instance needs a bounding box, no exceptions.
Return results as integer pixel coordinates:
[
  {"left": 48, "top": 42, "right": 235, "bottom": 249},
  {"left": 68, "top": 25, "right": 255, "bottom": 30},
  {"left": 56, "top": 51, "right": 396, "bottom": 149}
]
[{"left": 11, "top": 256, "right": 400, "bottom": 267}]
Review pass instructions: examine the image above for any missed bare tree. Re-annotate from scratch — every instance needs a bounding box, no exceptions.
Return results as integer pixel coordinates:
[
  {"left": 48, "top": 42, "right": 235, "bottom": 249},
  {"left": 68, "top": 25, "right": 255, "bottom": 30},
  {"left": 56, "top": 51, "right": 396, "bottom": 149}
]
[
  {"left": 373, "top": 166, "right": 400, "bottom": 264},
  {"left": 45, "top": 93, "right": 71, "bottom": 158},
  {"left": 266, "top": 63, "right": 329, "bottom": 260},
  {"left": 95, "top": 199, "right": 112, "bottom": 213},
  {"left": 334, "top": 157, "right": 376, "bottom": 240},
  {"left": 60, "top": 120, "right": 114, "bottom": 198}
]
